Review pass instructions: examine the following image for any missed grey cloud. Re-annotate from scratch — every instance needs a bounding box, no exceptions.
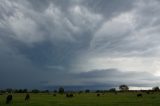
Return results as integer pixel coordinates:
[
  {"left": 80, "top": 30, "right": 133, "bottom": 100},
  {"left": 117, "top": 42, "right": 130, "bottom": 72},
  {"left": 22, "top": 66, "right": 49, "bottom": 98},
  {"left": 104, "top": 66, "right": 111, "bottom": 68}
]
[
  {"left": 75, "top": 69, "right": 160, "bottom": 87},
  {"left": 0, "top": 0, "right": 160, "bottom": 89},
  {"left": 0, "top": 0, "right": 102, "bottom": 68},
  {"left": 0, "top": 49, "right": 41, "bottom": 88},
  {"left": 42, "top": 68, "right": 160, "bottom": 88},
  {"left": 82, "top": 0, "right": 136, "bottom": 17}
]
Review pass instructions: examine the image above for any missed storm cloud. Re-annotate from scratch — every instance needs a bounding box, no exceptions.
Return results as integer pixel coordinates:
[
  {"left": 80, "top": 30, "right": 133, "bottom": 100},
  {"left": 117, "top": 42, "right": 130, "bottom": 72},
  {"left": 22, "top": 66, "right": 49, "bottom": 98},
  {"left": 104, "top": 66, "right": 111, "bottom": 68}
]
[{"left": 0, "top": 0, "right": 160, "bottom": 89}]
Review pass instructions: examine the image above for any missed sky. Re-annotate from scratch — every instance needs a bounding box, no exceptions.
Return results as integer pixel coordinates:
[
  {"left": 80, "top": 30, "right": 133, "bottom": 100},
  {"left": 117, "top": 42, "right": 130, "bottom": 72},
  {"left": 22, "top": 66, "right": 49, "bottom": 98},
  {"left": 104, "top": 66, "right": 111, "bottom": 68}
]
[{"left": 1, "top": 0, "right": 160, "bottom": 89}]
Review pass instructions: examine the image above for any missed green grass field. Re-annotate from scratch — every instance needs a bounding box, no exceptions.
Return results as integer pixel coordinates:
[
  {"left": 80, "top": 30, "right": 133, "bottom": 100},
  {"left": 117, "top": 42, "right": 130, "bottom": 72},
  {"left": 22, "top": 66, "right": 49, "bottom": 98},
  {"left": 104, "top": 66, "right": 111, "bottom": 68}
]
[{"left": 1, "top": 92, "right": 160, "bottom": 106}]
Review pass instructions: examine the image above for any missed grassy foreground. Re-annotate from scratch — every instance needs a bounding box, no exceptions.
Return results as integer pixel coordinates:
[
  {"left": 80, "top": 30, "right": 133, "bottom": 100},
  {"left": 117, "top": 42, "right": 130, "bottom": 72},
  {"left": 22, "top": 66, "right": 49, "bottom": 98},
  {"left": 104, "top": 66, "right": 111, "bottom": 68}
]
[{"left": 1, "top": 92, "right": 160, "bottom": 106}]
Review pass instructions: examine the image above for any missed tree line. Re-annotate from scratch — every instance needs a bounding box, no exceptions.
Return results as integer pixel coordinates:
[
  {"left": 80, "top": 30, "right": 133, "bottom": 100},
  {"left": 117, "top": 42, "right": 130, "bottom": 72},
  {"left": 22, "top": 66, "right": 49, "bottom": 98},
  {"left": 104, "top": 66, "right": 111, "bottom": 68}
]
[{"left": 0, "top": 85, "right": 159, "bottom": 94}]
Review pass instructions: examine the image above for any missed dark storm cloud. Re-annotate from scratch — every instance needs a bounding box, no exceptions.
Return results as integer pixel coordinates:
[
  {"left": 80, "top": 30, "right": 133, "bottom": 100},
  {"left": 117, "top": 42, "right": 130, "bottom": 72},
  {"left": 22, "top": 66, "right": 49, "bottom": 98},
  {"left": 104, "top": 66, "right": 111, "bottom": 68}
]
[
  {"left": 77, "top": 69, "right": 160, "bottom": 85},
  {"left": 0, "top": 0, "right": 160, "bottom": 89},
  {"left": 0, "top": 0, "right": 104, "bottom": 69},
  {"left": 42, "top": 68, "right": 160, "bottom": 88}
]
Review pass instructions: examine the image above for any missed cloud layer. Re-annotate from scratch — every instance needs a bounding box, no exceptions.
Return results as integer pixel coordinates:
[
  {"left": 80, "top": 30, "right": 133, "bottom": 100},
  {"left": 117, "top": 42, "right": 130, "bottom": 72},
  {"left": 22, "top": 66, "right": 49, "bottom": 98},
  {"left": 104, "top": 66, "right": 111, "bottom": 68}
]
[{"left": 0, "top": 0, "right": 160, "bottom": 89}]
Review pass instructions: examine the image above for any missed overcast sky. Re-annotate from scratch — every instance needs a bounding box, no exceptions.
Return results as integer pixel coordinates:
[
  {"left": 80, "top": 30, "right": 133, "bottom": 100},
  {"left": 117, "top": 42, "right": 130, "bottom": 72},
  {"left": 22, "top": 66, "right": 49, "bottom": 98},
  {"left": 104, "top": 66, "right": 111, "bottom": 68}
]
[{"left": 1, "top": 0, "right": 160, "bottom": 89}]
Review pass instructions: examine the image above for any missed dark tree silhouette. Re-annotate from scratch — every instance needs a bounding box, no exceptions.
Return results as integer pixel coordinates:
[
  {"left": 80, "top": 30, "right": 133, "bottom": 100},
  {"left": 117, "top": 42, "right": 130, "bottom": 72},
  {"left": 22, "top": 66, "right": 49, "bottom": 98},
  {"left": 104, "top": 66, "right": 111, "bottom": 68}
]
[
  {"left": 152, "top": 86, "right": 159, "bottom": 91},
  {"left": 6, "top": 88, "right": 12, "bottom": 93},
  {"left": 23, "top": 89, "right": 28, "bottom": 93},
  {"left": 109, "top": 88, "right": 116, "bottom": 92},
  {"left": 53, "top": 90, "right": 57, "bottom": 93},
  {"left": 85, "top": 89, "right": 90, "bottom": 93},
  {"left": 31, "top": 89, "right": 40, "bottom": 93},
  {"left": 119, "top": 85, "right": 129, "bottom": 91},
  {"left": 58, "top": 87, "right": 64, "bottom": 94}
]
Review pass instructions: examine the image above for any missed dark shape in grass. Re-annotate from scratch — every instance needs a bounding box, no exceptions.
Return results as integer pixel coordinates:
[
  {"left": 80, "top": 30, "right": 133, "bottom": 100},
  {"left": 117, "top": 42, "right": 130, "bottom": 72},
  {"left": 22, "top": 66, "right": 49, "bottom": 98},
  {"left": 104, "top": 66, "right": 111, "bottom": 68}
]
[
  {"left": 115, "top": 92, "right": 118, "bottom": 95},
  {"left": 78, "top": 91, "right": 83, "bottom": 94},
  {"left": 6, "top": 94, "right": 12, "bottom": 104},
  {"left": 146, "top": 91, "right": 150, "bottom": 94},
  {"left": 53, "top": 94, "right": 56, "bottom": 96},
  {"left": 137, "top": 93, "right": 143, "bottom": 97},
  {"left": 97, "top": 93, "right": 100, "bottom": 96},
  {"left": 25, "top": 93, "right": 30, "bottom": 101},
  {"left": 66, "top": 93, "right": 74, "bottom": 97}
]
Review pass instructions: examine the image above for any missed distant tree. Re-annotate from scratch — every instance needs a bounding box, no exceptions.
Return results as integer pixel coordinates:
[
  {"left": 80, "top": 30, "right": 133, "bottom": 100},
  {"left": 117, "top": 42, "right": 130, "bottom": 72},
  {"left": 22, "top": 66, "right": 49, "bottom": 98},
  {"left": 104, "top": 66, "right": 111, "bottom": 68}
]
[
  {"left": 109, "top": 88, "right": 116, "bottom": 92},
  {"left": 14, "top": 89, "right": 18, "bottom": 93},
  {"left": 58, "top": 87, "right": 64, "bottom": 94},
  {"left": 18, "top": 89, "right": 23, "bottom": 93},
  {"left": 119, "top": 85, "right": 129, "bottom": 91},
  {"left": 85, "top": 89, "right": 90, "bottom": 93},
  {"left": 0, "top": 90, "right": 6, "bottom": 93},
  {"left": 31, "top": 89, "right": 40, "bottom": 93},
  {"left": 152, "top": 86, "right": 159, "bottom": 91},
  {"left": 13, "top": 89, "right": 24, "bottom": 93},
  {"left": 6, "top": 88, "right": 13, "bottom": 93},
  {"left": 96, "top": 90, "right": 100, "bottom": 93},
  {"left": 53, "top": 90, "right": 57, "bottom": 93},
  {"left": 78, "top": 91, "right": 83, "bottom": 94},
  {"left": 23, "top": 89, "right": 28, "bottom": 93},
  {"left": 42, "top": 90, "right": 49, "bottom": 93},
  {"left": 95, "top": 90, "right": 104, "bottom": 93}
]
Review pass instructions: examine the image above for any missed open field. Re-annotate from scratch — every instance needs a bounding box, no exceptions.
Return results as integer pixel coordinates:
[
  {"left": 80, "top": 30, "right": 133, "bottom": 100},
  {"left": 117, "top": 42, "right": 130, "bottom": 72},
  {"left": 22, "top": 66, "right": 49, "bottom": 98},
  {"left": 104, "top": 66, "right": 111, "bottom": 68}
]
[{"left": 1, "top": 92, "right": 160, "bottom": 106}]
